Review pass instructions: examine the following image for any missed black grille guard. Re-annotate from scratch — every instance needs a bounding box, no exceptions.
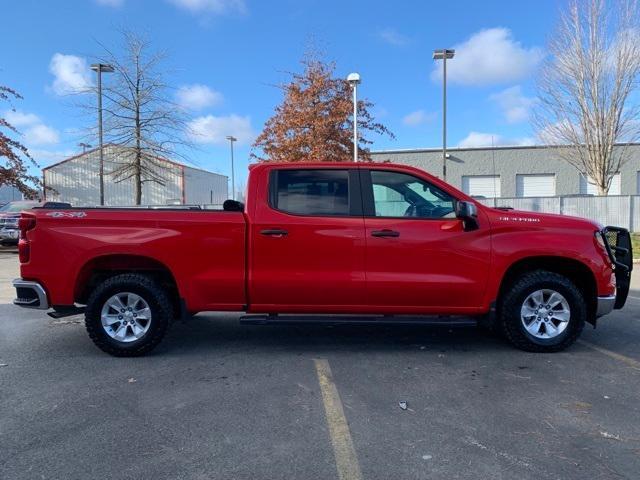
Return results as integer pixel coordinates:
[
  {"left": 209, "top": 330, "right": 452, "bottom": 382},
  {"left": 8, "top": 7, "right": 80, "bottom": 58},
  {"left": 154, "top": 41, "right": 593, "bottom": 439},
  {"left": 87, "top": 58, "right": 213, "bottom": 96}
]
[{"left": 602, "top": 226, "right": 634, "bottom": 309}]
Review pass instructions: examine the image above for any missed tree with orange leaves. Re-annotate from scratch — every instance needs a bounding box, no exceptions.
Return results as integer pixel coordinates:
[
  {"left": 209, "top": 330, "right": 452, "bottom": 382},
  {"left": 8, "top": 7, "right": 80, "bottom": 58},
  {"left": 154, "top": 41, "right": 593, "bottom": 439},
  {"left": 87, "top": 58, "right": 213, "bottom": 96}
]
[
  {"left": 252, "top": 56, "right": 393, "bottom": 162},
  {"left": 0, "top": 85, "right": 41, "bottom": 198}
]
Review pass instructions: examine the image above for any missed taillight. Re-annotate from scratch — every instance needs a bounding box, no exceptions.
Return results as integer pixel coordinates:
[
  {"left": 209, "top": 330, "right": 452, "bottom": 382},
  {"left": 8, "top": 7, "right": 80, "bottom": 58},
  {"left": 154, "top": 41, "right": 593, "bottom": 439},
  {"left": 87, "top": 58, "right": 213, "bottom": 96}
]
[
  {"left": 18, "top": 215, "right": 36, "bottom": 264},
  {"left": 19, "top": 216, "right": 36, "bottom": 239}
]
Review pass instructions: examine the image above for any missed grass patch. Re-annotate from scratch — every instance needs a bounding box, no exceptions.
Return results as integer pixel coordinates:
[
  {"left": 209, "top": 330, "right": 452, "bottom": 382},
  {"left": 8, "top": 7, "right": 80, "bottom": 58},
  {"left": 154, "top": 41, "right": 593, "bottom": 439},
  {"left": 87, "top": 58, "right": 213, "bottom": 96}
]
[{"left": 633, "top": 234, "right": 639, "bottom": 261}]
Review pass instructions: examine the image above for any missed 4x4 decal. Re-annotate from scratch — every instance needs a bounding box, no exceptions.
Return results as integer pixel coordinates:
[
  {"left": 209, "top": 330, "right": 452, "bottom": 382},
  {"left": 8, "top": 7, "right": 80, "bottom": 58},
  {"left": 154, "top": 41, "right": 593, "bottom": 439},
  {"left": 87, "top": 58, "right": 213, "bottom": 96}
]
[{"left": 45, "top": 211, "right": 87, "bottom": 218}]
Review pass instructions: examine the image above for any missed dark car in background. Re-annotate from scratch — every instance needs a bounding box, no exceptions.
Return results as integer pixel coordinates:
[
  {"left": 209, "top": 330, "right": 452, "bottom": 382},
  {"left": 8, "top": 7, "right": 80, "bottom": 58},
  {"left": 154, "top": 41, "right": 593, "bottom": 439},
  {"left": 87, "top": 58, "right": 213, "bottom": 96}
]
[
  {"left": 0, "top": 201, "right": 38, "bottom": 245},
  {"left": 0, "top": 201, "right": 71, "bottom": 246}
]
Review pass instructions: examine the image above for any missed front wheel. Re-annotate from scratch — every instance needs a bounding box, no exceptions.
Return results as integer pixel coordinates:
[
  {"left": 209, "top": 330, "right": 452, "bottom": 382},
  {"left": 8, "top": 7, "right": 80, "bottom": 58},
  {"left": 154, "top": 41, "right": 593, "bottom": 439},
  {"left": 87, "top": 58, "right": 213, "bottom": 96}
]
[
  {"left": 85, "top": 274, "right": 173, "bottom": 356},
  {"left": 499, "top": 270, "right": 586, "bottom": 352}
]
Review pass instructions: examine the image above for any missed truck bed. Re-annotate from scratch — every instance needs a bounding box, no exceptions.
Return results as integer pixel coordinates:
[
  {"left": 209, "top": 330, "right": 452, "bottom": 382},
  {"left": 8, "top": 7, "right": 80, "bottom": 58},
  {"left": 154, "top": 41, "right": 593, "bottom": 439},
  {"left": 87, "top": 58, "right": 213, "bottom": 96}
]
[{"left": 20, "top": 208, "right": 247, "bottom": 312}]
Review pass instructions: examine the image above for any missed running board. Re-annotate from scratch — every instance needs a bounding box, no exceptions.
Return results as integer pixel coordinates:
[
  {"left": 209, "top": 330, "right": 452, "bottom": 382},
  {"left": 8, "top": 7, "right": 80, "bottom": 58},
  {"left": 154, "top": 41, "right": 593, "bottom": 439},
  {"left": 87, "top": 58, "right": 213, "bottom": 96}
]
[
  {"left": 239, "top": 314, "right": 477, "bottom": 327},
  {"left": 47, "top": 306, "right": 86, "bottom": 319}
]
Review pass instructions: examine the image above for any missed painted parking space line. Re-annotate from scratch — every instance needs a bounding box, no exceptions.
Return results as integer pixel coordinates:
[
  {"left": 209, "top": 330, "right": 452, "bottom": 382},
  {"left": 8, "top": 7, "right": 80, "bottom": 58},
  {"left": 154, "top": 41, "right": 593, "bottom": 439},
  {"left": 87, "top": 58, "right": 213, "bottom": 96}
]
[
  {"left": 314, "top": 358, "right": 363, "bottom": 480},
  {"left": 578, "top": 340, "right": 640, "bottom": 370}
]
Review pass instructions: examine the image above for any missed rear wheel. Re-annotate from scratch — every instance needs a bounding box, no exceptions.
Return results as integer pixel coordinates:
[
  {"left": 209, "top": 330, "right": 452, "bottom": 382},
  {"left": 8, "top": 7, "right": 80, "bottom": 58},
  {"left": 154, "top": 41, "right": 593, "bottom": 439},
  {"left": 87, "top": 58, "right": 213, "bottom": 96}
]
[
  {"left": 85, "top": 274, "right": 172, "bottom": 356},
  {"left": 499, "top": 270, "right": 585, "bottom": 352}
]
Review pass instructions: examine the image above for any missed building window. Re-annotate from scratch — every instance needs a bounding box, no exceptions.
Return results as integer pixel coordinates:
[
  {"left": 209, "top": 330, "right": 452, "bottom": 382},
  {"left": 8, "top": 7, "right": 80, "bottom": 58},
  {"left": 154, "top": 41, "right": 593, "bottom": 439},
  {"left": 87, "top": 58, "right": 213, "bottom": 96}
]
[
  {"left": 462, "top": 175, "right": 501, "bottom": 198},
  {"left": 516, "top": 174, "right": 556, "bottom": 197},
  {"left": 580, "top": 173, "right": 621, "bottom": 195}
]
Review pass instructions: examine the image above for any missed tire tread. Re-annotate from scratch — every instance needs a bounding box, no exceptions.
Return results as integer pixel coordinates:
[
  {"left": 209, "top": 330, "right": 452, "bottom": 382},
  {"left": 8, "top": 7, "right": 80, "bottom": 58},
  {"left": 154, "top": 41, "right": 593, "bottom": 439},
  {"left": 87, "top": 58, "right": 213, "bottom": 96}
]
[
  {"left": 500, "top": 270, "right": 585, "bottom": 353},
  {"left": 85, "top": 273, "right": 172, "bottom": 357}
]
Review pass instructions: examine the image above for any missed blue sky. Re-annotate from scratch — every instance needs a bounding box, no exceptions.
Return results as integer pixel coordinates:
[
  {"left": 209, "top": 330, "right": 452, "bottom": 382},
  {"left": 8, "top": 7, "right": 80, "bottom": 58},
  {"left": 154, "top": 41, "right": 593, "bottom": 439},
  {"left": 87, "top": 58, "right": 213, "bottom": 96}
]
[{"left": 1, "top": 0, "right": 562, "bottom": 186}]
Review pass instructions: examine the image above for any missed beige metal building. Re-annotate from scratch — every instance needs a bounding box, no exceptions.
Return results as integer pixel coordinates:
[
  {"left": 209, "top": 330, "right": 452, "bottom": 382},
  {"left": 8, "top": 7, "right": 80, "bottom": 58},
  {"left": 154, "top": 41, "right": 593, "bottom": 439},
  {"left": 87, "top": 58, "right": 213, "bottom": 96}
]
[{"left": 43, "top": 145, "right": 228, "bottom": 207}]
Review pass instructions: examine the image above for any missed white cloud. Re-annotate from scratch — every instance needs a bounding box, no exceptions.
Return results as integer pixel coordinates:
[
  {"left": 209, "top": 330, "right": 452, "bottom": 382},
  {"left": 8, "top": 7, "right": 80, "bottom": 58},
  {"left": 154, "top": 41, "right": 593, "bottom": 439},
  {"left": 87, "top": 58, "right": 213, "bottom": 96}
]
[
  {"left": 176, "top": 84, "right": 223, "bottom": 110},
  {"left": 3, "top": 110, "right": 60, "bottom": 146},
  {"left": 379, "top": 28, "right": 410, "bottom": 46},
  {"left": 431, "top": 28, "right": 543, "bottom": 86},
  {"left": 457, "top": 131, "right": 534, "bottom": 148},
  {"left": 4, "top": 110, "right": 40, "bottom": 127},
  {"left": 168, "top": 0, "right": 247, "bottom": 14},
  {"left": 402, "top": 109, "right": 436, "bottom": 127},
  {"left": 489, "top": 86, "right": 535, "bottom": 123},
  {"left": 29, "top": 148, "right": 76, "bottom": 166},
  {"left": 187, "top": 114, "right": 254, "bottom": 145},
  {"left": 49, "top": 53, "right": 93, "bottom": 95},
  {"left": 25, "top": 124, "right": 60, "bottom": 146},
  {"left": 95, "top": 0, "right": 124, "bottom": 6}
]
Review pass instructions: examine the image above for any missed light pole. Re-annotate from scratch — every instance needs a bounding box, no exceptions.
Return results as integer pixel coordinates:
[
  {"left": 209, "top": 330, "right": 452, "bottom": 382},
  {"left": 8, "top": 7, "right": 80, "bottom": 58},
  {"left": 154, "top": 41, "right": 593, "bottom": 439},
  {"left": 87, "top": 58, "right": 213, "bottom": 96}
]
[
  {"left": 226, "top": 135, "right": 237, "bottom": 201},
  {"left": 90, "top": 63, "right": 114, "bottom": 206},
  {"left": 78, "top": 142, "right": 92, "bottom": 153},
  {"left": 347, "top": 73, "right": 361, "bottom": 162},
  {"left": 432, "top": 49, "right": 455, "bottom": 181}
]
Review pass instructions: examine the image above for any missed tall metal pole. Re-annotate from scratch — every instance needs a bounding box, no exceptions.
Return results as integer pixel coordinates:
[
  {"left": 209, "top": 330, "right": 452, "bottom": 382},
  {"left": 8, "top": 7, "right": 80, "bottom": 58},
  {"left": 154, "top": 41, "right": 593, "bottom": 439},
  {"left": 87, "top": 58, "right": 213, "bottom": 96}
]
[
  {"left": 353, "top": 82, "right": 358, "bottom": 163},
  {"left": 91, "top": 63, "right": 113, "bottom": 206},
  {"left": 442, "top": 55, "right": 447, "bottom": 181},
  {"left": 347, "top": 73, "right": 361, "bottom": 163},
  {"left": 226, "top": 135, "right": 237, "bottom": 201},
  {"left": 433, "top": 49, "right": 454, "bottom": 181},
  {"left": 97, "top": 67, "right": 104, "bottom": 206}
]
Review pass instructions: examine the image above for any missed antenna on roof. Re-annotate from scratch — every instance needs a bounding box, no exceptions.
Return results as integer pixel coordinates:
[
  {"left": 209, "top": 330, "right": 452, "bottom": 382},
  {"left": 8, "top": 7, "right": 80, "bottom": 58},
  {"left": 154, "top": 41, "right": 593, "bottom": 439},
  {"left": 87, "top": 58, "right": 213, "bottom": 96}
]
[
  {"left": 78, "top": 142, "right": 92, "bottom": 153},
  {"left": 491, "top": 136, "right": 497, "bottom": 205}
]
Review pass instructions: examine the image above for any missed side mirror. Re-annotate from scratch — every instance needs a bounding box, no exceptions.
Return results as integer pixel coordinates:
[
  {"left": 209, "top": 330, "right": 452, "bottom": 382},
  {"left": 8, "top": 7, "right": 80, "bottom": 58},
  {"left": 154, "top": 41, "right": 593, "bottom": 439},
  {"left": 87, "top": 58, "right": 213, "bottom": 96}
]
[
  {"left": 223, "top": 199, "right": 244, "bottom": 212},
  {"left": 455, "top": 200, "right": 479, "bottom": 231}
]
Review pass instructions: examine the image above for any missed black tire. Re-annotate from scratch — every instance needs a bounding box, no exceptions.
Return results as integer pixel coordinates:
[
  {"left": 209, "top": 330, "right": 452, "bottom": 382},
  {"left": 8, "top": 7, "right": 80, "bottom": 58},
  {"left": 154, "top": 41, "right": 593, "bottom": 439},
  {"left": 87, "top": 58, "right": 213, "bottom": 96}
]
[
  {"left": 499, "top": 270, "right": 585, "bottom": 352},
  {"left": 85, "top": 273, "right": 173, "bottom": 357}
]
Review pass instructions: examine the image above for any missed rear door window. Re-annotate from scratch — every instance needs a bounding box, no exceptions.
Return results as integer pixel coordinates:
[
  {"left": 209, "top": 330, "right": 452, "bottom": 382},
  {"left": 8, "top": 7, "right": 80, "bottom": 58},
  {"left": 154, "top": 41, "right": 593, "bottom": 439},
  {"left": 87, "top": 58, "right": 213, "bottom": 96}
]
[{"left": 271, "top": 169, "right": 350, "bottom": 216}]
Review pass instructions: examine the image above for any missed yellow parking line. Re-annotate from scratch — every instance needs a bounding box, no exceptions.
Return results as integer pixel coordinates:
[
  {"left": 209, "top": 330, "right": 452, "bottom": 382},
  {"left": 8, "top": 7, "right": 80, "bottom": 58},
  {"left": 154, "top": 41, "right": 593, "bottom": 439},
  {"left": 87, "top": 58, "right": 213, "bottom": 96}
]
[
  {"left": 314, "top": 359, "right": 363, "bottom": 480},
  {"left": 578, "top": 340, "right": 640, "bottom": 370}
]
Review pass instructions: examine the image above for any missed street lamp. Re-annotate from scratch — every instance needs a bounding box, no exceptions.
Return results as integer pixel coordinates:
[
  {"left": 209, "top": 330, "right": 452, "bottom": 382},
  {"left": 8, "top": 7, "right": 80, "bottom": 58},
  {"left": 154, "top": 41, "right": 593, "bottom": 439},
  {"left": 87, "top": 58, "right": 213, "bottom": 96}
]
[
  {"left": 347, "top": 72, "right": 361, "bottom": 162},
  {"left": 226, "top": 135, "right": 237, "bottom": 201},
  {"left": 432, "top": 49, "right": 455, "bottom": 181},
  {"left": 90, "top": 63, "right": 114, "bottom": 206}
]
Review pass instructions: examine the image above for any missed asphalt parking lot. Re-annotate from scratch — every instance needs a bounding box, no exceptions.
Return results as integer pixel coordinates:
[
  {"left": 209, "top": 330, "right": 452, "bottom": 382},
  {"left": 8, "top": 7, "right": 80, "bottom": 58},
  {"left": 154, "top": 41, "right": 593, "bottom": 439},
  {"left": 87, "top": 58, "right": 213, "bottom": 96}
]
[{"left": 1, "top": 247, "right": 639, "bottom": 480}]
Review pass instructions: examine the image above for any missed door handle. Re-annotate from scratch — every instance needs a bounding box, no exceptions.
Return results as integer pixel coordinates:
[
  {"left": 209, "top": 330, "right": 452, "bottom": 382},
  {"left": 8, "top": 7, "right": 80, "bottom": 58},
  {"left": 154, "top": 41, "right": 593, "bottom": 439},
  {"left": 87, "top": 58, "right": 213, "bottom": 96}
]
[
  {"left": 260, "top": 229, "right": 288, "bottom": 237},
  {"left": 371, "top": 229, "right": 400, "bottom": 238}
]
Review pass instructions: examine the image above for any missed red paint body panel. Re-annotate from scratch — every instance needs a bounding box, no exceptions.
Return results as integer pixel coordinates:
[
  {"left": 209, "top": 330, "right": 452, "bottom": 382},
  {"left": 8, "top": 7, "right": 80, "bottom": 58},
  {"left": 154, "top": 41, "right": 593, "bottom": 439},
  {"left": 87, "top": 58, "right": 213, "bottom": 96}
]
[
  {"left": 19, "top": 162, "right": 614, "bottom": 316},
  {"left": 20, "top": 210, "right": 246, "bottom": 312}
]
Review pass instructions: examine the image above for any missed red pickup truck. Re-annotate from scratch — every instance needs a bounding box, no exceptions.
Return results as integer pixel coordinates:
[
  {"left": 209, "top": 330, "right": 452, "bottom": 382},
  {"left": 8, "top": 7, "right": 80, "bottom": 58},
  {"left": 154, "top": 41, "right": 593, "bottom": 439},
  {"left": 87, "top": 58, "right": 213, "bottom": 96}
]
[{"left": 13, "top": 162, "right": 633, "bottom": 356}]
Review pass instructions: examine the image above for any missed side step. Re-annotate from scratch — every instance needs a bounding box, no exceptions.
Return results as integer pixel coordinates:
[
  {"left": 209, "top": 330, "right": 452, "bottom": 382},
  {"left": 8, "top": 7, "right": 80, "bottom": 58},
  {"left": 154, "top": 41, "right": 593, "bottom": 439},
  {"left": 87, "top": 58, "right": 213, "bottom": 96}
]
[
  {"left": 47, "top": 306, "right": 86, "bottom": 319},
  {"left": 239, "top": 314, "right": 477, "bottom": 327}
]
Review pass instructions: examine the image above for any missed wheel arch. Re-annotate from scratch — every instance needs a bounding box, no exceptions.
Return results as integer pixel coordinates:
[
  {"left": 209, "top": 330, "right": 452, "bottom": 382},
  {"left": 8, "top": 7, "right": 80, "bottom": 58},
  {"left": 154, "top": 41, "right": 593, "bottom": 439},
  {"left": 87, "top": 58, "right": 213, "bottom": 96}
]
[
  {"left": 74, "top": 254, "right": 180, "bottom": 312},
  {"left": 496, "top": 256, "right": 598, "bottom": 323}
]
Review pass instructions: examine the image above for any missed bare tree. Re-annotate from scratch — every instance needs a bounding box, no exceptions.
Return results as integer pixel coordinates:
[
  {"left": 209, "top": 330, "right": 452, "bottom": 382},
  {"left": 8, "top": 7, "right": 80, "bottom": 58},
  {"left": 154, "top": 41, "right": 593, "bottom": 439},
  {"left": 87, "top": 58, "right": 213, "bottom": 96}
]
[
  {"left": 533, "top": 0, "right": 640, "bottom": 195},
  {"left": 87, "top": 31, "right": 191, "bottom": 205}
]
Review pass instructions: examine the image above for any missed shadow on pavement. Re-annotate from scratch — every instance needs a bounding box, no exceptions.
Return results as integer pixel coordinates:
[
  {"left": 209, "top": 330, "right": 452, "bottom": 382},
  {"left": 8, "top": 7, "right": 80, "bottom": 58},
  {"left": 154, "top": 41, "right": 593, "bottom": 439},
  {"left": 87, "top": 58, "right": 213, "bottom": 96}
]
[{"left": 158, "top": 314, "right": 509, "bottom": 357}]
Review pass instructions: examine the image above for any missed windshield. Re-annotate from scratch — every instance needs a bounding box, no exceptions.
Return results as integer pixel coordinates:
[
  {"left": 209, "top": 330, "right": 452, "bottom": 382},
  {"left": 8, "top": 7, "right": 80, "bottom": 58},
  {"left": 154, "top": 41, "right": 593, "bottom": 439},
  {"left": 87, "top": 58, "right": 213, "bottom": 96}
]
[{"left": 0, "top": 201, "right": 37, "bottom": 213}]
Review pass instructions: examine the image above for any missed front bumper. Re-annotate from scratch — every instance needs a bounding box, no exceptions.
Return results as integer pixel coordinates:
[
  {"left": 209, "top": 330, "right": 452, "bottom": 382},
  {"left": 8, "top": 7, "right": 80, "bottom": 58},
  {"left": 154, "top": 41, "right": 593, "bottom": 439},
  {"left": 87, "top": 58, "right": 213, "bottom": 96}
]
[
  {"left": 596, "top": 295, "right": 616, "bottom": 317},
  {"left": 0, "top": 227, "right": 19, "bottom": 243},
  {"left": 13, "top": 279, "right": 49, "bottom": 309}
]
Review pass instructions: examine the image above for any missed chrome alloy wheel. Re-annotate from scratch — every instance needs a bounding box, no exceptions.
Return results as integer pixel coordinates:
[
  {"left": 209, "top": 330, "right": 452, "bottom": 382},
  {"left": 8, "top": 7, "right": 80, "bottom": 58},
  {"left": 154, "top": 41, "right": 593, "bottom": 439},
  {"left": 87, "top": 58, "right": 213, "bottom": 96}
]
[
  {"left": 520, "top": 289, "right": 571, "bottom": 339},
  {"left": 101, "top": 292, "right": 152, "bottom": 343}
]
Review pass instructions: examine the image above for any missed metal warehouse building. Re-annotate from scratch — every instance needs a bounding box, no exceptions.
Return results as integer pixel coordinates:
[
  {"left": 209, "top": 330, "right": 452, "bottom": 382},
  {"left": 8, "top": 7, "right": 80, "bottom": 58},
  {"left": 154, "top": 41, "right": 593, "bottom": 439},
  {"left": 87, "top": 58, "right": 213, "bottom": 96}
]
[
  {"left": 371, "top": 143, "right": 640, "bottom": 198},
  {"left": 43, "top": 145, "right": 228, "bottom": 207},
  {"left": 0, "top": 185, "right": 24, "bottom": 204}
]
